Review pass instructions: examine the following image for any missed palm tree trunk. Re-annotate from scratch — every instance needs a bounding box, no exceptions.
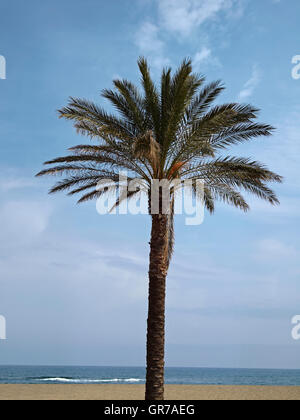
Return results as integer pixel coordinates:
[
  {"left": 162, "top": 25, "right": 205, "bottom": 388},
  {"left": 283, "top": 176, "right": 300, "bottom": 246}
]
[{"left": 145, "top": 213, "right": 168, "bottom": 400}]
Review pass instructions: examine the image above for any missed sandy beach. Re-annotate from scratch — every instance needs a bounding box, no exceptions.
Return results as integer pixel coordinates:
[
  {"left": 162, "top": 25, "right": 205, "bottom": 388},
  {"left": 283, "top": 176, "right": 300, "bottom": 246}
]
[{"left": 0, "top": 384, "right": 299, "bottom": 400}]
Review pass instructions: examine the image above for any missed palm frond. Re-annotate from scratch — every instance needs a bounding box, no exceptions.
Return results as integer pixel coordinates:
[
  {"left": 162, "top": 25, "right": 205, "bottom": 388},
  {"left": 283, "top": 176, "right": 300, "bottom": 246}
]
[
  {"left": 37, "top": 57, "right": 281, "bottom": 226},
  {"left": 161, "top": 60, "right": 204, "bottom": 153},
  {"left": 59, "top": 97, "right": 137, "bottom": 140},
  {"left": 211, "top": 123, "right": 274, "bottom": 149},
  {"left": 207, "top": 182, "right": 250, "bottom": 212},
  {"left": 185, "top": 80, "right": 224, "bottom": 123},
  {"left": 138, "top": 57, "right": 161, "bottom": 139},
  {"left": 101, "top": 84, "right": 145, "bottom": 133}
]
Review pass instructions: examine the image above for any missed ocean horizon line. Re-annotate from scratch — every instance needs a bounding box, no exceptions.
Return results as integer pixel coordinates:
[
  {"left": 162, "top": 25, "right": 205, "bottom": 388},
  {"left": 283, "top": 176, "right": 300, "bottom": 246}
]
[{"left": 0, "top": 364, "right": 299, "bottom": 371}]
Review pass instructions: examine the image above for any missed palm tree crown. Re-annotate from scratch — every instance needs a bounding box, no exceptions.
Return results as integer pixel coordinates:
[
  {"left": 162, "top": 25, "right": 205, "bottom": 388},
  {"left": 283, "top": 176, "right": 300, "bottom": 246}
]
[
  {"left": 37, "top": 57, "right": 281, "bottom": 207},
  {"left": 37, "top": 58, "right": 282, "bottom": 260}
]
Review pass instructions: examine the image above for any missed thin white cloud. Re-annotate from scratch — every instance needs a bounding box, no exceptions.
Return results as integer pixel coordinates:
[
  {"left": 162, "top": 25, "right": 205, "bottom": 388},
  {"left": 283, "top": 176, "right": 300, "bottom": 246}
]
[
  {"left": 0, "top": 173, "right": 53, "bottom": 243},
  {"left": 193, "top": 47, "right": 221, "bottom": 70},
  {"left": 194, "top": 47, "right": 212, "bottom": 65},
  {"left": 255, "top": 239, "right": 298, "bottom": 261},
  {"left": 0, "top": 177, "right": 35, "bottom": 192},
  {"left": 238, "top": 65, "right": 261, "bottom": 100},
  {"left": 243, "top": 196, "right": 300, "bottom": 220},
  {"left": 157, "top": 0, "right": 244, "bottom": 37},
  {"left": 135, "top": 0, "right": 245, "bottom": 69},
  {"left": 0, "top": 168, "right": 36, "bottom": 192},
  {"left": 135, "top": 22, "right": 164, "bottom": 54},
  {"left": 0, "top": 200, "right": 52, "bottom": 244},
  {"left": 134, "top": 21, "right": 170, "bottom": 69}
]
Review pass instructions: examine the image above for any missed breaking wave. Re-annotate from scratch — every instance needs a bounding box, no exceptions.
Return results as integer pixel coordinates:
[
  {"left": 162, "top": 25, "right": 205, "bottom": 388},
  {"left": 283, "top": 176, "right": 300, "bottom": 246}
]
[{"left": 28, "top": 377, "right": 144, "bottom": 383}]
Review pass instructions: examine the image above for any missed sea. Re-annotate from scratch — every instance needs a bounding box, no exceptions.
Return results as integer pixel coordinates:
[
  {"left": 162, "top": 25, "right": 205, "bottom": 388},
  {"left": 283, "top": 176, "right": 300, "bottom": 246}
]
[{"left": 0, "top": 366, "right": 300, "bottom": 385}]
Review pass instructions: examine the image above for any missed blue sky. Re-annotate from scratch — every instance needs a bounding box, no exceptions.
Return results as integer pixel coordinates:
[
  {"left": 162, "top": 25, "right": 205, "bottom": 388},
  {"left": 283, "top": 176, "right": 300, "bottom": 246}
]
[{"left": 0, "top": 0, "right": 300, "bottom": 368}]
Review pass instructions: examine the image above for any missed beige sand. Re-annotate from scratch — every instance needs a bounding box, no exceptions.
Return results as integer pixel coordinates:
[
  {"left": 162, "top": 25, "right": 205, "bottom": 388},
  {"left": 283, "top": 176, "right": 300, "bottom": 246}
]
[{"left": 0, "top": 384, "right": 300, "bottom": 400}]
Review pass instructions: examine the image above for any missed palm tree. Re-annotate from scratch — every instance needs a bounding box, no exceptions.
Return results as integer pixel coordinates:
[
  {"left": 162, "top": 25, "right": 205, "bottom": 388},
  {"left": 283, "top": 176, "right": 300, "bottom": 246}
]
[{"left": 36, "top": 58, "right": 282, "bottom": 400}]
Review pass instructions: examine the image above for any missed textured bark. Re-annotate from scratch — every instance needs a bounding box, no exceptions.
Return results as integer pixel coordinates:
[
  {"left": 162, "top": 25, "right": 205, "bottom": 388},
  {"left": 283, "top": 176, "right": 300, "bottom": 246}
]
[{"left": 145, "top": 213, "right": 168, "bottom": 400}]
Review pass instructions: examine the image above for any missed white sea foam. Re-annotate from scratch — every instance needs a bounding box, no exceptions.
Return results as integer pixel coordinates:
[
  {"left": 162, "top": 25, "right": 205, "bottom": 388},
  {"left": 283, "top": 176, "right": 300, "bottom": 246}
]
[
  {"left": 38, "top": 377, "right": 143, "bottom": 383},
  {"left": 123, "top": 378, "right": 143, "bottom": 382},
  {"left": 39, "top": 378, "right": 80, "bottom": 382}
]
